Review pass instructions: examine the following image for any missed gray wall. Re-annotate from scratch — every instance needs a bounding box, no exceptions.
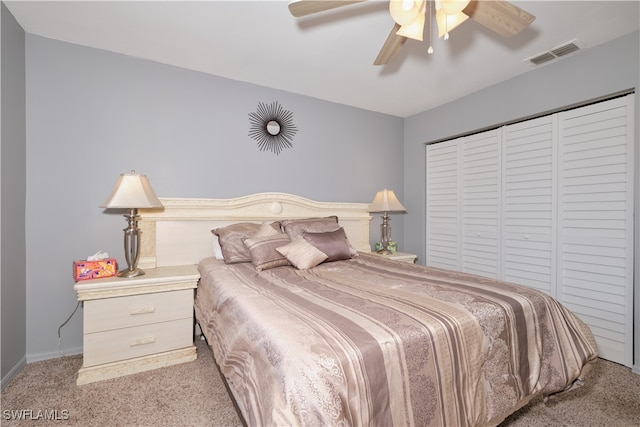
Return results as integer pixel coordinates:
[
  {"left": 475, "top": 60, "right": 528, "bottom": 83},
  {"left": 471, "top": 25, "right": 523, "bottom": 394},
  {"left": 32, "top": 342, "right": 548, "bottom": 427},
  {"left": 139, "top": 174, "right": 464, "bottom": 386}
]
[
  {"left": 402, "top": 31, "right": 640, "bottom": 370},
  {"left": 7, "top": 15, "right": 640, "bottom": 375},
  {"left": 1, "top": 3, "right": 27, "bottom": 389},
  {"left": 24, "top": 34, "right": 404, "bottom": 360}
]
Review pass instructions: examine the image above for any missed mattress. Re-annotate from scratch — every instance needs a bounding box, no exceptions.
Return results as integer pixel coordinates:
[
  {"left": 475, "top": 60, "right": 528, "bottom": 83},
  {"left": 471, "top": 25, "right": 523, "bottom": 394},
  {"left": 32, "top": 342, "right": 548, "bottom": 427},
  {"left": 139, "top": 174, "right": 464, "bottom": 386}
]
[{"left": 195, "top": 253, "right": 597, "bottom": 427}]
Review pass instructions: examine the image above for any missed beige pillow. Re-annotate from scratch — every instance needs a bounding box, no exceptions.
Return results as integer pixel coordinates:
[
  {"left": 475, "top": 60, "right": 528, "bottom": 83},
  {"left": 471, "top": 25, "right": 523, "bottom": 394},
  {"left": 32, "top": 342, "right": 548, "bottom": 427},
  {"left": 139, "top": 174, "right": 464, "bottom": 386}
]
[
  {"left": 277, "top": 237, "right": 328, "bottom": 270},
  {"left": 253, "top": 220, "right": 282, "bottom": 238},
  {"left": 281, "top": 216, "right": 340, "bottom": 240},
  {"left": 212, "top": 221, "right": 280, "bottom": 264},
  {"left": 243, "top": 234, "right": 291, "bottom": 271},
  {"left": 282, "top": 217, "right": 359, "bottom": 257}
]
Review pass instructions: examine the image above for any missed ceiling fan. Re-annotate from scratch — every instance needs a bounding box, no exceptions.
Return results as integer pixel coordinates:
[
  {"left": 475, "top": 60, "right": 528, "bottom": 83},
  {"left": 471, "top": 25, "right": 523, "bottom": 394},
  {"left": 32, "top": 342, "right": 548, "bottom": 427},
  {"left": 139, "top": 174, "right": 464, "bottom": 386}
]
[{"left": 288, "top": 0, "right": 535, "bottom": 65}]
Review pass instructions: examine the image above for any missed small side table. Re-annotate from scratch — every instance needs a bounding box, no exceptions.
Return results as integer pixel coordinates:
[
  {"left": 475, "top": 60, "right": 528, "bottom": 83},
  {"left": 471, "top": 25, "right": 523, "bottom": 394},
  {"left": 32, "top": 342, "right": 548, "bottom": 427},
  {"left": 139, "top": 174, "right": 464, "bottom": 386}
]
[
  {"left": 74, "top": 264, "right": 199, "bottom": 385},
  {"left": 371, "top": 251, "right": 417, "bottom": 264}
]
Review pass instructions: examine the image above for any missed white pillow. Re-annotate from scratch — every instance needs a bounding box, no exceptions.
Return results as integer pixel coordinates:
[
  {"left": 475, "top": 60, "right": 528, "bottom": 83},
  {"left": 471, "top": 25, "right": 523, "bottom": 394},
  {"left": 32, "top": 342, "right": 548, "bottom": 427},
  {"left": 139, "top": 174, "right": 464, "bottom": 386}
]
[{"left": 212, "top": 234, "right": 223, "bottom": 259}]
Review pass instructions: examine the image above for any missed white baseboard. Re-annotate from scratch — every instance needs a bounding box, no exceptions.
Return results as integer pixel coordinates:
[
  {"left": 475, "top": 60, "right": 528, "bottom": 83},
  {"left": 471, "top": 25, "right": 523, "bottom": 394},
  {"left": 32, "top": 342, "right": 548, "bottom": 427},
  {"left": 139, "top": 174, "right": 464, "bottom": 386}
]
[
  {"left": 26, "top": 346, "right": 83, "bottom": 363},
  {"left": 3, "top": 347, "right": 83, "bottom": 391},
  {"left": 1, "top": 355, "right": 27, "bottom": 391}
]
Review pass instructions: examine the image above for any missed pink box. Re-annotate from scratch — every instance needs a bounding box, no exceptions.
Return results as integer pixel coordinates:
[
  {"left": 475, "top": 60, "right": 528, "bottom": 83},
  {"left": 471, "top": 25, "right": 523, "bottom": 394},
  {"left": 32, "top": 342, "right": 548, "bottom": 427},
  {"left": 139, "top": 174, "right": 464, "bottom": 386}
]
[{"left": 73, "top": 259, "right": 117, "bottom": 281}]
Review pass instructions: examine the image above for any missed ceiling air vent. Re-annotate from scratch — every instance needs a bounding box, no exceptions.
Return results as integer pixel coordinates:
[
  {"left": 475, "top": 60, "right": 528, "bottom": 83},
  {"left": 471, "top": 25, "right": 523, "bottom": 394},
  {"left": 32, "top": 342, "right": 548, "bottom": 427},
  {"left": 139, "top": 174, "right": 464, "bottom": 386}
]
[{"left": 524, "top": 39, "right": 586, "bottom": 67}]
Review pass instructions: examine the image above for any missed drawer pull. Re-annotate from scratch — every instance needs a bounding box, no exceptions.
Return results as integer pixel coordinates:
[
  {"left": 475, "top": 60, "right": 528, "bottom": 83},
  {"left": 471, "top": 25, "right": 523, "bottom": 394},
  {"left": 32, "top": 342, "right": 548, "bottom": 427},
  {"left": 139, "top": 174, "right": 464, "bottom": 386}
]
[
  {"left": 129, "top": 305, "right": 156, "bottom": 315},
  {"left": 130, "top": 336, "right": 156, "bottom": 347}
]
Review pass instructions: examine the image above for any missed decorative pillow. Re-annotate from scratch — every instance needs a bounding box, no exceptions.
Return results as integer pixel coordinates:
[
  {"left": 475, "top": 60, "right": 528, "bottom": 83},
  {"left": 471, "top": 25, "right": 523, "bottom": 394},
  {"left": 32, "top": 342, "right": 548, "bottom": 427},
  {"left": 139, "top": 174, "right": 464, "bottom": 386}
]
[
  {"left": 281, "top": 216, "right": 340, "bottom": 240},
  {"left": 276, "top": 237, "right": 328, "bottom": 270},
  {"left": 253, "top": 220, "right": 282, "bottom": 238},
  {"left": 212, "top": 222, "right": 280, "bottom": 264},
  {"left": 243, "top": 234, "right": 291, "bottom": 271},
  {"left": 302, "top": 227, "right": 352, "bottom": 262}
]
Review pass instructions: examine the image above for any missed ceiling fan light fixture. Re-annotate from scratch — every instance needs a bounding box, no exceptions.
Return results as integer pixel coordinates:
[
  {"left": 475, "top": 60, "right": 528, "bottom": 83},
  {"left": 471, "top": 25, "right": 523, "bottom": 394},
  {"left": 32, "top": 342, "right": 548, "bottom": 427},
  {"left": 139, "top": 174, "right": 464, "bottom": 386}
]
[
  {"left": 396, "top": 11, "right": 425, "bottom": 41},
  {"left": 435, "top": 8, "right": 468, "bottom": 38},
  {"left": 389, "top": 0, "right": 425, "bottom": 26},
  {"left": 439, "top": 0, "right": 471, "bottom": 15},
  {"left": 287, "top": 0, "right": 535, "bottom": 67}
]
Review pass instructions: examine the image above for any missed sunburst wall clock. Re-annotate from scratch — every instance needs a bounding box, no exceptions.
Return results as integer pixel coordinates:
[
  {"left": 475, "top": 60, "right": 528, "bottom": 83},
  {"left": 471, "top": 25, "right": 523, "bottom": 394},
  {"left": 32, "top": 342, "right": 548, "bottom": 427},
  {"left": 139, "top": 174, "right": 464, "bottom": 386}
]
[{"left": 248, "top": 101, "right": 298, "bottom": 155}]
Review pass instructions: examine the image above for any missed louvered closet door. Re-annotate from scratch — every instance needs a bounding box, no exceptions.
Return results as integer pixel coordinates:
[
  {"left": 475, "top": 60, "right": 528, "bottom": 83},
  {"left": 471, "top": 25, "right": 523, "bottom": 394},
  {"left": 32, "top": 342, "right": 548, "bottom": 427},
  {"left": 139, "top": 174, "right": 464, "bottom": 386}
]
[
  {"left": 426, "top": 138, "right": 461, "bottom": 270},
  {"left": 557, "top": 95, "right": 634, "bottom": 366},
  {"left": 502, "top": 116, "right": 556, "bottom": 294},
  {"left": 461, "top": 131, "right": 501, "bottom": 278},
  {"left": 426, "top": 132, "right": 501, "bottom": 276}
]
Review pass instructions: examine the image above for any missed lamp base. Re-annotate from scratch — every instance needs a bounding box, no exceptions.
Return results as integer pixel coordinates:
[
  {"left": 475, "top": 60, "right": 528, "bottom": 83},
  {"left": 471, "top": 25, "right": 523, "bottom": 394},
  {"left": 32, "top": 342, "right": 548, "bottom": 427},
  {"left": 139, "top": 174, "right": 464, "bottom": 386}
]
[
  {"left": 376, "top": 249, "right": 393, "bottom": 255},
  {"left": 117, "top": 267, "right": 146, "bottom": 278}
]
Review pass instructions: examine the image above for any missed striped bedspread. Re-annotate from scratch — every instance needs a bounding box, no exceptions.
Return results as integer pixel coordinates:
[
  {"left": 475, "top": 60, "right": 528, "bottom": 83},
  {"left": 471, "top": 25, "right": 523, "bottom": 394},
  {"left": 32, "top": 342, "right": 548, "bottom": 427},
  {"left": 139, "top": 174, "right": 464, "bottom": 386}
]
[{"left": 195, "top": 253, "right": 597, "bottom": 427}]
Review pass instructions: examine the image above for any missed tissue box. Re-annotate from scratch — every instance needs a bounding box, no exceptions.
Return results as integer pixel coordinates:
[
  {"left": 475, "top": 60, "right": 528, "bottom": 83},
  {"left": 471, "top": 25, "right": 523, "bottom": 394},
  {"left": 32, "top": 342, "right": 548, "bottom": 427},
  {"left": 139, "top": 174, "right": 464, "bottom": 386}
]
[{"left": 73, "top": 259, "right": 117, "bottom": 282}]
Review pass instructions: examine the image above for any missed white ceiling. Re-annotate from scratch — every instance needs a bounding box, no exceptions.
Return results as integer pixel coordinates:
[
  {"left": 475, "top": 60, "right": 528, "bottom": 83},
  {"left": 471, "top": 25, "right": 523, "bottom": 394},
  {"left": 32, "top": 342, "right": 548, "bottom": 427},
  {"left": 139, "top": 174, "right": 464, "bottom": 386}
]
[{"left": 5, "top": 1, "right": 640, "bottom": 117}]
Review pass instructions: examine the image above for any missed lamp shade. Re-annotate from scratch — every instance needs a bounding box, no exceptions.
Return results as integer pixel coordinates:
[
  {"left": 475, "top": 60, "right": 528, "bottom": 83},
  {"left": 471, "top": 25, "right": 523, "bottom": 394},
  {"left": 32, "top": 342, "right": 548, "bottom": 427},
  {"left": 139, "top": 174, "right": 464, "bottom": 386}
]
[
  {"left": 369, "top": 189, "right": 406, "bottom": 213},
  {"left": 436, "top": 7, "right": 469, "bottom": 38},
  {"left": 389, "top": 0, "right": 425, "bottom": 26},
  {"left": 396, "top": 9, "right": 425, "bottom": 41},
  {"left": 439, "top": 0, "right": 470, "bottom": 15},
  {"left": 101, "top": 171, "right": 163, "bottom": 209}
]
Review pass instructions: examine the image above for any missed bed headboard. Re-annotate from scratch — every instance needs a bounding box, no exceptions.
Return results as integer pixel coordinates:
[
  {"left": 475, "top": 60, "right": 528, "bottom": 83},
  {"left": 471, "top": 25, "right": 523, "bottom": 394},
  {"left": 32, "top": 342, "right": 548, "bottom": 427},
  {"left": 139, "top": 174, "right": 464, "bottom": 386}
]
[{"left": 137, "top": 192, "right": 372, "bottom": 268}]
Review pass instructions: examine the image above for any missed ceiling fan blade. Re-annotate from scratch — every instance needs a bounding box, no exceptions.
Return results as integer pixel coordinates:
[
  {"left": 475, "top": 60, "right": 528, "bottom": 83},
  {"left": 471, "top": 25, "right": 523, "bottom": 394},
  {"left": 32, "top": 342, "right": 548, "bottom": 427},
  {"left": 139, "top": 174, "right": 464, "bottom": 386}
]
[
  {"left": 463, "top": 0, "right": 535, "bottom": 37},
  {"left": 374, "top": 23, "right": 408, "bottom": 66},
  {"left": 288, "top": 0, "right": 366, "bottom": 18}
]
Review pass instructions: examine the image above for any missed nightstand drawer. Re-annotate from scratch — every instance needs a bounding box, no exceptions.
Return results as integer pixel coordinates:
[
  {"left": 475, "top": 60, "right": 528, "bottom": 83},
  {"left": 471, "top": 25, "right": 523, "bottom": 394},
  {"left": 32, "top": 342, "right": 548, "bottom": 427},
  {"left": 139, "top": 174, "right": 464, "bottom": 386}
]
[
  {"left": 84, "top": 289, "right": 193, "bottom": 334},
  {"left": 83, "top": 317, "right": 193, "bottom": 367}
]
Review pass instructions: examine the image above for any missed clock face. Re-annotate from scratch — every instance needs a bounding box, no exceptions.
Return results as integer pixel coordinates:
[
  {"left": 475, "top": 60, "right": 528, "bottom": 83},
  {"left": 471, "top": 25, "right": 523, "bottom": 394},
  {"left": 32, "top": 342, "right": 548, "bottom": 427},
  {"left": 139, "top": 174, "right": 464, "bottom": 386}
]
[{"left": 248, "top": 101, "right": 298, "bottom": 155}]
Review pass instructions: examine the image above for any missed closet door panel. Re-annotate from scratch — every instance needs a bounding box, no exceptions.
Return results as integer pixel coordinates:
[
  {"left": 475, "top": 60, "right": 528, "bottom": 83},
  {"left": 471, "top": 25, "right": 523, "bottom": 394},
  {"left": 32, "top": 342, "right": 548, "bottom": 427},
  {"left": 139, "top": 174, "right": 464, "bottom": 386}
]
[
  {"left": 424, "top": 94, "right": 634, "bottom": 367},
  {"left": 426, "top": 139, "right": 461, "bottom": 270},
  {"left": 502, "top": 116, "right": 556, "bottom": 294},
  {"left": 557, "top": 95, "right": 634, "bottom": 366},
  {"left": 461, "top": 131, "right": 501, "bottom": 278}
]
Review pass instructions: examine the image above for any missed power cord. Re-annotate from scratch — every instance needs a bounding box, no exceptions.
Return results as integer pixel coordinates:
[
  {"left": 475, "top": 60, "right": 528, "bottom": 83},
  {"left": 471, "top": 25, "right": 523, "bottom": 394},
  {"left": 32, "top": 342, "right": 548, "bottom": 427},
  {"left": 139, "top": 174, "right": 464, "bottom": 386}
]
[{"left": 57, "top": 301, "right": 80, "bottom": 357}]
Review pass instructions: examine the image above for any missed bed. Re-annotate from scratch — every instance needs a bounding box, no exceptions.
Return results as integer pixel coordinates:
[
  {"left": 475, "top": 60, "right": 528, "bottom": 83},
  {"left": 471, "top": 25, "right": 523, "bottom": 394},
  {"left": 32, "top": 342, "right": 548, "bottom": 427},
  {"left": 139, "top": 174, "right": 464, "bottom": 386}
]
[{"left": 138, "top": 192, "right": 598, "bottom": 427}]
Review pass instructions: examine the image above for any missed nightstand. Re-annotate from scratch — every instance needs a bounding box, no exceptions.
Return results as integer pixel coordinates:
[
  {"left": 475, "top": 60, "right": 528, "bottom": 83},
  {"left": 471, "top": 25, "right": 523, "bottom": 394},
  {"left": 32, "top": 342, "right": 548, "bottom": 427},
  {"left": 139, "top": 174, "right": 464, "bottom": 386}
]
[
  {"left": 372, "top": 251, "right": 417, "bottom": 263},
  {"left": 74, "top": 264, "right": 199, "bottom": 385}
]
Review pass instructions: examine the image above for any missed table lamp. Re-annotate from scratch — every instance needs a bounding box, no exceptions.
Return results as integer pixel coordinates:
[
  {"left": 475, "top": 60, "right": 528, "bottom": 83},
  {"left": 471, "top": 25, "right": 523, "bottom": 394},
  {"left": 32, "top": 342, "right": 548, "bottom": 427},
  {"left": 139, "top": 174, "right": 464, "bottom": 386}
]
[
  {"left": 101, "top": 171, "right": 163, "bottom": 277},
  {"left": 369, "top": 189, "right": 406, "bottom": 255}
]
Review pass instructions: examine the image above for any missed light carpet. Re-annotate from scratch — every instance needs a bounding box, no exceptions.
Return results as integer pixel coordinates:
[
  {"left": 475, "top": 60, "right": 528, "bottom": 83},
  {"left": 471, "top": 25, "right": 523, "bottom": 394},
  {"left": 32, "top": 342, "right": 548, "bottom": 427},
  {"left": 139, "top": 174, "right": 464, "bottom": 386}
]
[{"left": 2, "top": 339, "right": 639, "bottom": 426}]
